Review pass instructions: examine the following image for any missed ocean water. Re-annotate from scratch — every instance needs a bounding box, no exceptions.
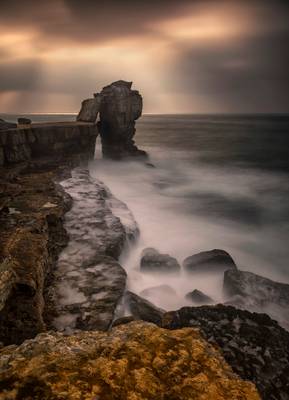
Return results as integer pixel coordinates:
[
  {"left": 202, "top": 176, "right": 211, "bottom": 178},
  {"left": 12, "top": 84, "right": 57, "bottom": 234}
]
[{"left": 2, "top": 113, "right": 289, "bottom": 311}]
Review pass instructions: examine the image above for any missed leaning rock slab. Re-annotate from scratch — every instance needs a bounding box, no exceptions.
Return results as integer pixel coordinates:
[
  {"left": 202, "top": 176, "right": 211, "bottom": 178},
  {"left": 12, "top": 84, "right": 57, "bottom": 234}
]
[
  {"left": 162, "top": 305, "right": 289, "bottom": 400},
  {"left": 0, "top": 321, "right": 260, "bottom": 400},
  {"left": 183, "top": 249, "right": 237, "bottom": 274},
  {"left": 140, "top": 247, "right": 181, "bottom": 274},
  {"left": 124, "top": 291, "right": 165, "bottom": 325},
  {"left": 223, "top": 269, "right": 289, "bottom": 329},
  {"left": 77, "top": 95, "right": 101, "bottom": 122}
]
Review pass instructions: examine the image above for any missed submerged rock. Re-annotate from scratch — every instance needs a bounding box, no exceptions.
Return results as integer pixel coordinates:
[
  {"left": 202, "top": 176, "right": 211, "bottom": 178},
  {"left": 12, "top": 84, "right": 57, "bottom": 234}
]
[
  {"left": 140, "top": 284, "right": 176, "bottom": 298},
  {"left": 183, "top": 249, "right": 237, "bottom": 274},
  {"left": 185, "top": 289, "right": 214, "bottom": 304},
  {"left": 97, "top": 80, "right": 147, "bottom": 159},
  {"left": 162, "top": 305, "right": 289, "bottom": 400},
  {"left": 140, "top": 247, "right": 181, "bottom": 274},
  {"left": 223, "top": 269, "right": 289, "bottom": 329},
  {"left": 124, "top": 291, "right": 165, "bottom": 325},
  {"left": 0, "top": 321, "right": 260, "bottom": 400},
  {"left": 77, "top": 95, "right": 101, "bottom": 122}
]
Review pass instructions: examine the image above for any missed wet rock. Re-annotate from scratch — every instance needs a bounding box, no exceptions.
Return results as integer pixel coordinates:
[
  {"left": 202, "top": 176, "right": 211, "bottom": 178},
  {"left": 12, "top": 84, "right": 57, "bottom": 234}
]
[
  {"left": 52, "top": 168, "right": 138, "bottom": 332},
  {"left": 76, "top": 95, "right": 101, "bottom": 122},
  {"left": 0, "top": 118, "right": 17, "bottom": 130},
  {"left": 140, "top": 284, "right": 176, "bottom": 298},
  {"left": 223, "top": 269, "right": 289, "bottom": 329},
  {"left": 17, "top": 117, "right": 31, "bottom": 125},
  {"left": 162, "top": 305, "right": 289, "bottom": 400},
  {"left": 124, "top": 291, "right": 165, "bottom": 325},
  {"left": 183, "top": 249, "right": 237, "bottom": 274},
  {"left": 140, "top": 247, "right": 181, "bottom": 274},
  {"left": 97, "top": 80, "right": 147, "bottom": 159},
  {"left": 185, "top": 289, "right": 214, "bottom": 304},
  {"left": 112, "top": 315, "right": 136, "bottom": 327},
  {"left": 0, "top": 321, "right": 260, "bottom": 400}
]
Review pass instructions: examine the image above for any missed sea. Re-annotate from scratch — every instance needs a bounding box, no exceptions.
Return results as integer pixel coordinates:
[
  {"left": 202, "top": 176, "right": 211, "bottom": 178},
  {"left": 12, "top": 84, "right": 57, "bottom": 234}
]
[{"left": 2, "top": 113, "right": 289, "bottom": 311}]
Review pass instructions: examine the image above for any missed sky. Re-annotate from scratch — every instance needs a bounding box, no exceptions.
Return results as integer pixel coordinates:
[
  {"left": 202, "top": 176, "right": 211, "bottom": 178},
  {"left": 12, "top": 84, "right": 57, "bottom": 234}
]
[{"left": 0, "top": 0, "right": 288, "bottom": 114}]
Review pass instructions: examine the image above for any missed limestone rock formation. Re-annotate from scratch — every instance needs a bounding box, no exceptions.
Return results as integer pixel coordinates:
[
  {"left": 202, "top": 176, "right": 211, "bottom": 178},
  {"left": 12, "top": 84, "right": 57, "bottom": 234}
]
[
  {"left": 185, "top": 289, "right": 214, "bottom": 304},
  {"left": 183, "top": 249, "right": 237, "bottom": 274},
  {"left": 162, "top": 305, "right": 289, "bottom": 400},
  {"left": 223, "top": 269, "right": 289, "bottom": 329},
  {"left": 140, "top": 247, "right": 181, "bottom": 274},
  {"left": 124, "top": 291, "right": 165, "bottom": 325},
  {"left": 97, "top": 80, "right": 147, "bottom": 159},
  {"left": 0, "top": 321, "right": 260, "bottom": 400},
  {"left": 76, "top": 95, "right": 101, "bottom": 122}
]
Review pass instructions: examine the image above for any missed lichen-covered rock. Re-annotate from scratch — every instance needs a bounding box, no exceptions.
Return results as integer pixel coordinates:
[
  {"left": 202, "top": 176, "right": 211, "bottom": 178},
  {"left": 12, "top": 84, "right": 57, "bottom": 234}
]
[
  {"left": 140, "top": 247, "right": 181, "bottom": 274},
  {"left": 223, "top": 269, "right": 289, "bottom": 329},
  {"left": 0, "top": 321, "right": 260, "bottom": 400},
  {"left": 97, "top": 80, "right": 147, "bottom": 159},
  {"left": 162, "top": 305, "right": 289, "bottom": 400},
  {"left": 124, "top": 291, "right": 165, "bottom": 325},
  {"left": 183, "top": 249, "right": 237, "bottom": 274},
  {"left": 77, "top": 96, "right": 101, "bottom": 122}
]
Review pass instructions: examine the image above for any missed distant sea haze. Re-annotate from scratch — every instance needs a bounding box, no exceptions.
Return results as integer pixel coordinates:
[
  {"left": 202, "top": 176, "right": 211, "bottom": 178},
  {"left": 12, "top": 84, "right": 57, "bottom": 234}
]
[{"left": 3, "top": 113, "right": 289, "bottom": 306}]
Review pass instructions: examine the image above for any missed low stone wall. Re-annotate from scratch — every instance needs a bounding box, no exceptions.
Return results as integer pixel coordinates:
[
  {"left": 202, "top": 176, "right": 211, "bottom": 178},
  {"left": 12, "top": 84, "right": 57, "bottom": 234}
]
[{"left": 0, "top": 122, "right": 97, "bottom": 166}]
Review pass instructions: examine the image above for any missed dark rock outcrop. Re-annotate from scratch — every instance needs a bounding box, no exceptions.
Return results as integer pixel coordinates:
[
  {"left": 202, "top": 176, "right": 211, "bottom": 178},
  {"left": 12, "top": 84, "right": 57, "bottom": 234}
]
[
  {"left": 0, "top": 321, "right": 260, "bottom": 400},
  {"left": 140, "top": 247, "right": 181, "bottom": 274},
  {"left": 77, "top": 95, "right": 101, "bottom": 122},
  {"left": 223, "top": 269, "right": 289, "bottom": 329},
  {"left": 124, "top": 291, "right": 165, "bottom": 325},
  {"left": 185, "top": 289, "right": 214, "bottom": 304},
  {"left": 162, "top": 305, "right": 289, "bottom": 400},
  {"left": 97, "top": 80, "right": 147, "bottom": 159},
  {"left": 183, "top": 249, "right": 237, "bottom": 274},
  {"left": 17, "top": 117, "right": 31, "bottom": 125}
]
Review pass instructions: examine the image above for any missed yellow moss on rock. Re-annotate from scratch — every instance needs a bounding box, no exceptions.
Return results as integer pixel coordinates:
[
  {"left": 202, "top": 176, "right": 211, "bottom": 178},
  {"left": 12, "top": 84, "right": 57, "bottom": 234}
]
[{"left": 0, "top": 321, "right": 260, "bottom": 400}]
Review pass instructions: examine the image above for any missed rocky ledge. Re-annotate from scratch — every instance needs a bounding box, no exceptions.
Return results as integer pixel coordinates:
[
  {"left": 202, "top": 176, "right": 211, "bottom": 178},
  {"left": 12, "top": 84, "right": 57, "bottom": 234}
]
[{"left": 0, "top": 321, "right": 259, "bottom": 400}]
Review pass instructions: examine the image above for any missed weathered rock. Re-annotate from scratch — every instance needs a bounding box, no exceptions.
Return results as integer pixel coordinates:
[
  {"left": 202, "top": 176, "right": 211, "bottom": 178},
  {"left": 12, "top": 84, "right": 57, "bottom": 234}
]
[
  {"left": 0, "top": 122, "right": 98, "bottom": 166},
  {"left": 17, "top": 117, "right": 31, "bottom": 125},
  {"left": 124, "top": 291, "right": 165, "bottom": 325},
  {"left": 0, "top": 119, "right": 17, "bottom": 131},
  {"left": 0, "top": 170, "right": 71, "bottom": 345},
  {"left": 76, "top": 95, "right": 101, "bottom": 122},
  {"left": 97, "top": 80, "right": 147, "bottom": 159},
  {"left": 140, "top": 247, "right": 181, "bottom": 274},
  {"left": 0, "top": 321, "right": 260, "bottom": 400},
  {"left": 112, "top": 315, "right": 136, "bottom": 327},
  {"left": 162, "top": 305, "right": 289, "bottom": 400},
  {"left": 185, "top": 289, "right": 214, "bottom": 304},
  {"left": 52, "top": 168, "right": 138, "bottom": 332},
  {"left": 223, "top": 269, "right": 289, "bottom": 329},
  {"left": 183, "top": 249, "right": 237, "bottom": 274}
]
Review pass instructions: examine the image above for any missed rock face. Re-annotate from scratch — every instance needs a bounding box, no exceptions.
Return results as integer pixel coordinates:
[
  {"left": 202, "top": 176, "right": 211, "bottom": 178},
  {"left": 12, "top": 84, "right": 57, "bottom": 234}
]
[
  {"left": 140, "top": 247, "right": 181, "bottom": 274},
  {"left": 77, "top": 95, "right": 101, "bottom": 122},
  {"left": 183, "top": 249, "right": 237, "bottom": 274},
  {"left": 223, "top": 269, "right": 289, "bottom": 329},
  {"left": 185, "top": 289, "right": 214, "bottom": 304},
  {"left": 124, "top": 291, "right": 165, "bottom": 325},
  {"left": 162, "top": 305, "right": 289, "bottom": 400},
  {"left": 52, "top": 169, "right": 139, "bottom": 332},
  {"left": 97, "top": 80, "right": 147, "bottom": 159},
  {"left": 0, "top": 122, "right": 97, "bottom": 166},
  {"left": 0, "top": 119, "right": 17, "bottom": 131},
  {"left": 0, "top": 321, "right": 260, "bottom": 400},
  {"left": 0, "top": 169, "right": 71, "bottom": 345}
]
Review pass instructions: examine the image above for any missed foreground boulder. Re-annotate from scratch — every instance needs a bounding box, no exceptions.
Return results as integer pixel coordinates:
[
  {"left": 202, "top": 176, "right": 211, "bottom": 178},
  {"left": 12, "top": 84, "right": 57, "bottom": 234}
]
[
  {"left": 183, "top": 249, "right": 237, "bottom": 274},
  {"left": 140, "top": 247, "right": 181, "bottom": 274},
  {"left": 97, "top": 80, "right": 147, "bottom": 159},
  {"left": 185, "top": 289, "right": 214, "bottom": 304},
  {"left": 124, "top": 291, "right": 165, "bottom": 325},
  {"left": 162, "top": 305, "right": 289, "bottom": 400},
  {"left": 0, "top": 321, "right": 260, "bottom": 400},
  {"left": 223, "top": 269, "right": 289, "bottom": 329}
]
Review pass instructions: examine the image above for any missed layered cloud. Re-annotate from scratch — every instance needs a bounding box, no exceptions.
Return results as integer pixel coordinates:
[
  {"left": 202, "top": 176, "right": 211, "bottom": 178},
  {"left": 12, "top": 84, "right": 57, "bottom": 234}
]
[{"left": 0, "top": 0, "right": 288, "bottom": 113}]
